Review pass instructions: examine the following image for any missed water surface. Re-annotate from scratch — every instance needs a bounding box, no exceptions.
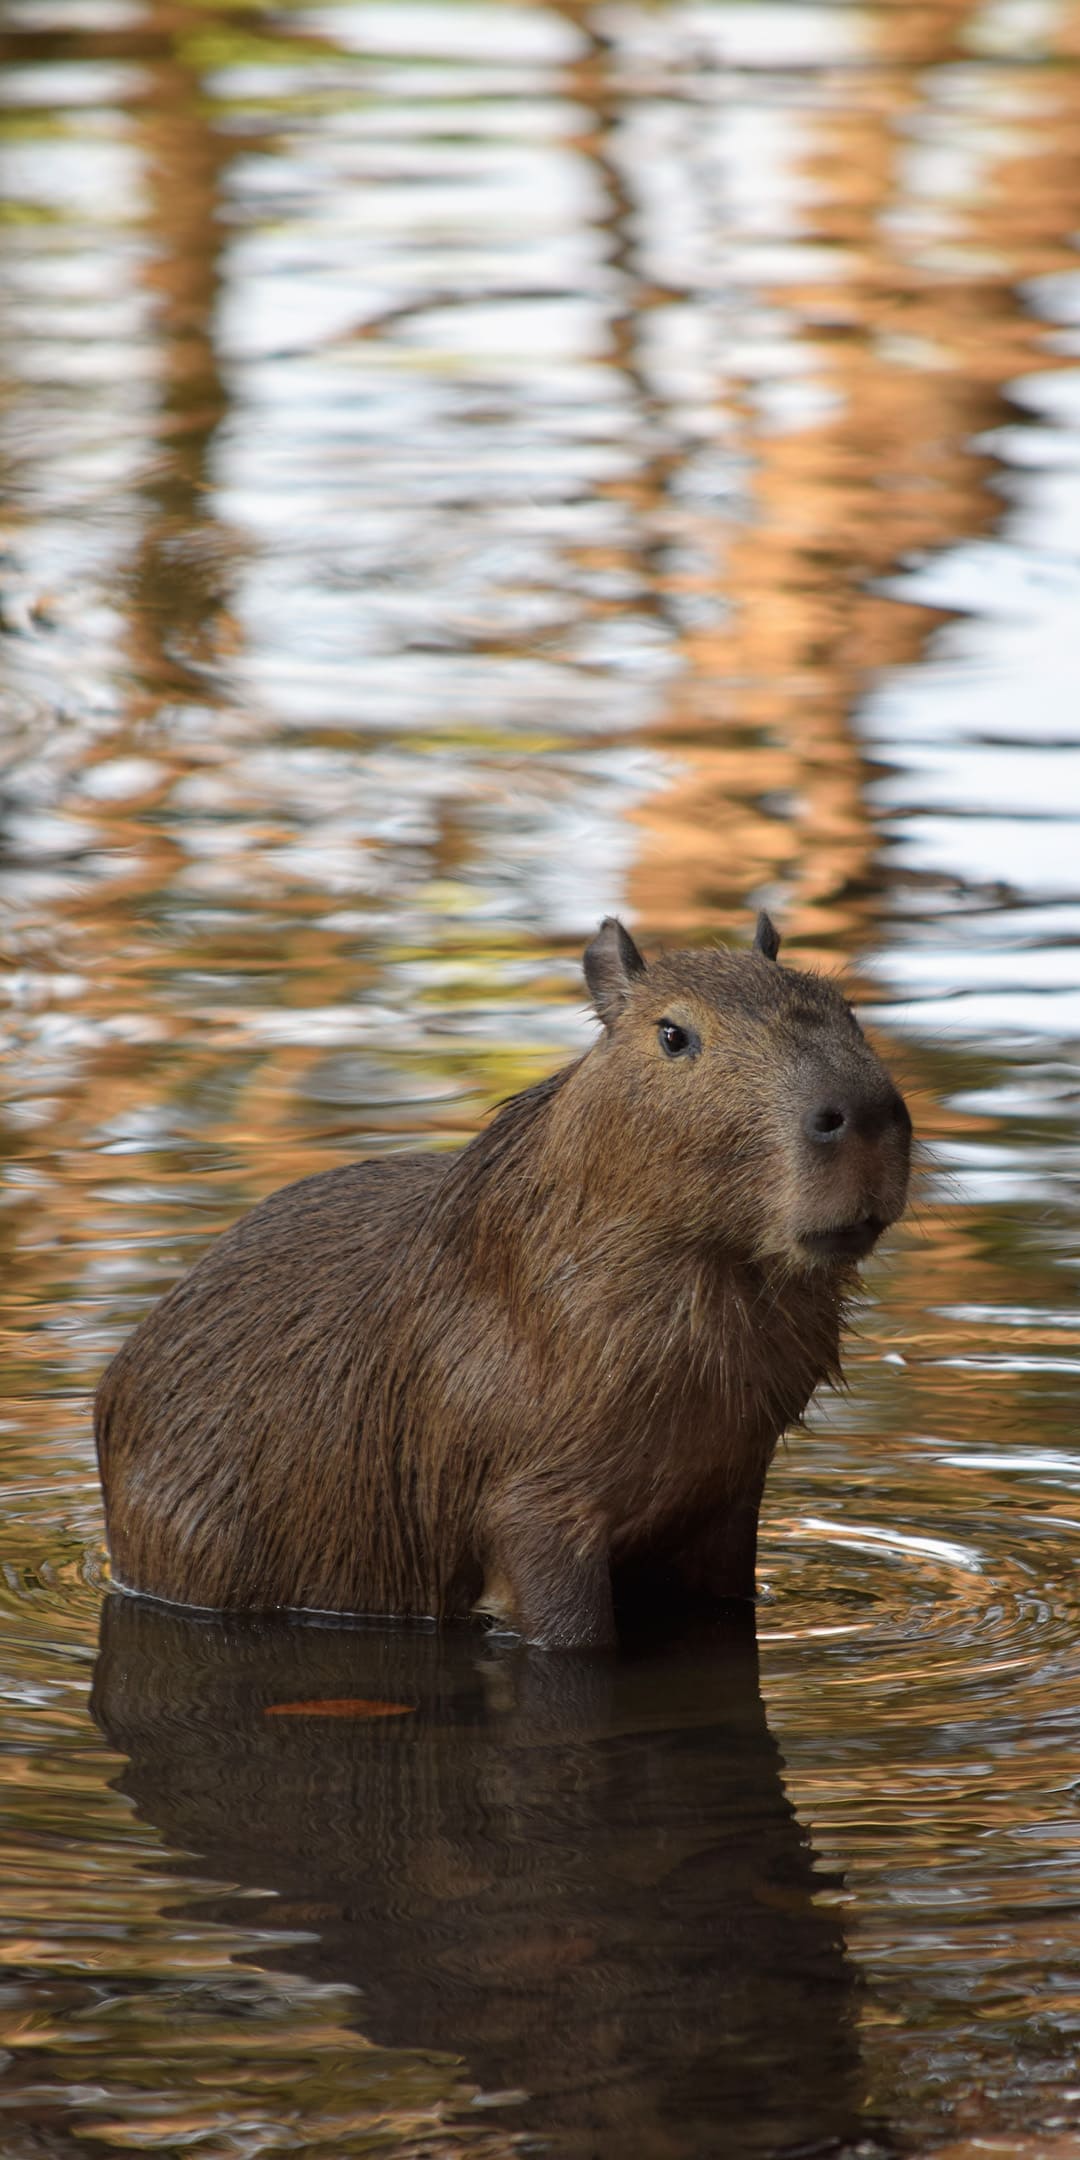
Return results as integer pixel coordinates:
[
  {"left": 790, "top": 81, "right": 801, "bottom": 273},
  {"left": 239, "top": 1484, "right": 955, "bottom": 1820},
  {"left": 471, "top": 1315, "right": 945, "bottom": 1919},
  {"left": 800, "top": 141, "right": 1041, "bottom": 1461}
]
[{"left": 1, "top": 0, "right": 1080, "bottom": 2152}]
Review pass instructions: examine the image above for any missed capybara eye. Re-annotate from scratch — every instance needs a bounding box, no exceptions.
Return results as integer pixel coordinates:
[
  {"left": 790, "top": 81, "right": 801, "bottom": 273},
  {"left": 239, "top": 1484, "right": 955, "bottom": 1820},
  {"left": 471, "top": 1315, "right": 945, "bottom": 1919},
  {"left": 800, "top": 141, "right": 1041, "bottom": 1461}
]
[{"left": 658, "top": 1020, "right": 699, "bottom": 1058}]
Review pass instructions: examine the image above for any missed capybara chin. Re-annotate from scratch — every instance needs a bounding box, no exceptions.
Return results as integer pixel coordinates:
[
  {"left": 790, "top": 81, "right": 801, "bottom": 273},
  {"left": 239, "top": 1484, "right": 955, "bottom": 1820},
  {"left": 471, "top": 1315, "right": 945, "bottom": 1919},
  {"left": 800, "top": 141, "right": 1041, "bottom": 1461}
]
[{"left": 95, "top": 914, "right": 911, "bottom": 1648}]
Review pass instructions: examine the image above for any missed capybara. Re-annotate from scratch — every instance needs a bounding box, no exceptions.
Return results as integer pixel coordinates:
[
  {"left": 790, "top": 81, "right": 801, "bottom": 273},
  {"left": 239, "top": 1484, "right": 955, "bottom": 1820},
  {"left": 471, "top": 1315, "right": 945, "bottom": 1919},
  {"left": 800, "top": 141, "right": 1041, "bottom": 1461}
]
[{"left": 95, "top": 914, "right": 911, "bottom": 1645}]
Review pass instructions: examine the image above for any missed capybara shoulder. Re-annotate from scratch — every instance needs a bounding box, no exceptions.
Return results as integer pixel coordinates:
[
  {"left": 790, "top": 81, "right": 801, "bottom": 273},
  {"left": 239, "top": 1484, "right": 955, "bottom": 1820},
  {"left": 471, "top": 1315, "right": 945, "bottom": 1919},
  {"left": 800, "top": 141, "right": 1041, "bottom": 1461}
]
[{"left": 96, "top": 915, "right": 910, "bottom": 1644}]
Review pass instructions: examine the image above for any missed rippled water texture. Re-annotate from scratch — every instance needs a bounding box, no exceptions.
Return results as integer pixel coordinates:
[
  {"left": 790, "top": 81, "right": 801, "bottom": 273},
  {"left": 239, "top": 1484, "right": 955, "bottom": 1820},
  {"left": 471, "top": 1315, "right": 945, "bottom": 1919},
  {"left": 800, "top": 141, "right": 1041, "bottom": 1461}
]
[{"left": 1, "top": 0, "right": 1080, "bottom": 2152}]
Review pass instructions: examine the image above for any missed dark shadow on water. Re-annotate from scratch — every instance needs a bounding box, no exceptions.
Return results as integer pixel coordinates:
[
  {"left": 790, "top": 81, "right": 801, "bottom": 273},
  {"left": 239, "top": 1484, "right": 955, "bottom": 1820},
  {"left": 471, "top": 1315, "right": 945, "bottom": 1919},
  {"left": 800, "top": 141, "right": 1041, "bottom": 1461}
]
[{"left": 92, "top": 1596, "right": 882, "bottom": 2160}]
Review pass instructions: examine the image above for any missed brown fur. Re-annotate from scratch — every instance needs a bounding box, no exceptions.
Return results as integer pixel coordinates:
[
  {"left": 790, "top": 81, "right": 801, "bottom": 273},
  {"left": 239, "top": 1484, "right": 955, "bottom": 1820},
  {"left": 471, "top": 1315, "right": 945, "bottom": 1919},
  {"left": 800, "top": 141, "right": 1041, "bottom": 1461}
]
[{"left": 95, "top": 917, "right": 911, "bottom": 1646}]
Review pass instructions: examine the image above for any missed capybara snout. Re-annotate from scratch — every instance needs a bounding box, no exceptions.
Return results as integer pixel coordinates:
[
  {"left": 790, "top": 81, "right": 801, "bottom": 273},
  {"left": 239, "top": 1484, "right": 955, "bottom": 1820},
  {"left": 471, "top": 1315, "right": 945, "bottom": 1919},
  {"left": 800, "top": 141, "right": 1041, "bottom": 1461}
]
[
  {"left": 96, "top": 912, "right": 911, "bottom": 1647},
  {"left": 786, "top": 1021, "right": 911, "bottom": 1266}
]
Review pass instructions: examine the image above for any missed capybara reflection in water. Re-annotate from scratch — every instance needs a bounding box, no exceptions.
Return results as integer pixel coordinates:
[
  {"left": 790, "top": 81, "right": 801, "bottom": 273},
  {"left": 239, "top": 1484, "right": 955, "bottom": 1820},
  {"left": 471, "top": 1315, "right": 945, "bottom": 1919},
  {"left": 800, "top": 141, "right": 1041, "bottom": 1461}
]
[
  {"left": 90, "top": 1601, "right": 869, "bottom": 2160},
  {"left": 96, "top": 915, "right": 911, "bottom": 1644}
]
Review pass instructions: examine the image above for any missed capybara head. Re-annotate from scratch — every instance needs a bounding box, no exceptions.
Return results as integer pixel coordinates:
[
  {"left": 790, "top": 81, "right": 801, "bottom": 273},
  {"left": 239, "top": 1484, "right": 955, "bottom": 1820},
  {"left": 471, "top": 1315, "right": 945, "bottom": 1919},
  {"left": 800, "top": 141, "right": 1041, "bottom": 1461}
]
[{"left": 574, "top": 912, "right": 911, "bottom": 1272}]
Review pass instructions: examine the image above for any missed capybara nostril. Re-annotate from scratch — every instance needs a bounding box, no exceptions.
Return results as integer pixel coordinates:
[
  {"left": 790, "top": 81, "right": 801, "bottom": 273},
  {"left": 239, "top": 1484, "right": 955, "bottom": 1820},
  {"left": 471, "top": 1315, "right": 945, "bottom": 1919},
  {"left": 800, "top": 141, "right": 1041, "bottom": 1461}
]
[
  {"left": 806, "top": 1084, "right": 911, "bottom": 1146},
  {"left": 805, "top": 1104, "right": 847, "bottom": 1143}
]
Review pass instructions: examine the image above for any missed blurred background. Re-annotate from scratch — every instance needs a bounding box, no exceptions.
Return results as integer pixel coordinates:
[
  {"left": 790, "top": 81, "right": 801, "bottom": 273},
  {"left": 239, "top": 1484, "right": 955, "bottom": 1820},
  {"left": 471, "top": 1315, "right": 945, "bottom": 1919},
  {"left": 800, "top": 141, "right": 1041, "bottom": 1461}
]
[{"left": 1, "top": 0, "right": 1080, "bottom": 2152}]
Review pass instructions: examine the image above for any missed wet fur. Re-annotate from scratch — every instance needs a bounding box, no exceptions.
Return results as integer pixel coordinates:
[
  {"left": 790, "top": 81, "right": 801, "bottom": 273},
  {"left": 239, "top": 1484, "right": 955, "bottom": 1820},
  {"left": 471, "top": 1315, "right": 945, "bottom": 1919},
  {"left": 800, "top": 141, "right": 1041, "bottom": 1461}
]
[{"left": 96, "top": 922, "right": 908, "bottom": 1644}]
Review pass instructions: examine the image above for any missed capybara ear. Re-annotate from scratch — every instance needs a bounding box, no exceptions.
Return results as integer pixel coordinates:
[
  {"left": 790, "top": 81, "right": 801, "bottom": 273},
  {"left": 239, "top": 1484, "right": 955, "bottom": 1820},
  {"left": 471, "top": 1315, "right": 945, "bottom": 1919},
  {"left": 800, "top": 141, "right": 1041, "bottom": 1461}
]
[
  {"left": 753, "top": 910, "right": 781, "bottom": 962},
  {"left": 584, "top": 917, "right": 647, "bottom": 1028}
]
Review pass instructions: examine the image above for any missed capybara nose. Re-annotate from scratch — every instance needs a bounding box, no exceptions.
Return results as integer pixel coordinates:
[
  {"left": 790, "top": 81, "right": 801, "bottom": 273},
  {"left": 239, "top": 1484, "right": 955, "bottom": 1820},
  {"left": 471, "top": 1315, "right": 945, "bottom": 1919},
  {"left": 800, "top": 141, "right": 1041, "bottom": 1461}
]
[
  {"left": 804, "top": 1103, "right": 848, "bottom": 1144},
  {"left": 803, "top": 1086, "right": 909, "bottom": 1147}
]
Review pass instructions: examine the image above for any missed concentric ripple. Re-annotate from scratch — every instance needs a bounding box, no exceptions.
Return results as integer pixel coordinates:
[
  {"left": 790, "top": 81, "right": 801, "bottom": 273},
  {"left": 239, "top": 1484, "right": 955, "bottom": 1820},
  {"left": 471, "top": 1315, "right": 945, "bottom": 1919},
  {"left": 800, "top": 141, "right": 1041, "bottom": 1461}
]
[{"left": 762, "top": 1406, "right": 1080, "bottom": 1697}]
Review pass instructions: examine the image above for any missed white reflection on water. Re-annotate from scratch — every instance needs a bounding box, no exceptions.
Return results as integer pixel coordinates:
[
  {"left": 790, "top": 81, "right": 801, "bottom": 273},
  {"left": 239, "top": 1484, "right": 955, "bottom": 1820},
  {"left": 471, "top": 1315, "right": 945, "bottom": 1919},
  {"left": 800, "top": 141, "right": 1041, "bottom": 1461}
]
[
  {"left": 800, "top": 1516, "right": 986, "bottom": 1576},
  {"left": 860, "top": 349, "right": 1080, "bottom": 1040}
]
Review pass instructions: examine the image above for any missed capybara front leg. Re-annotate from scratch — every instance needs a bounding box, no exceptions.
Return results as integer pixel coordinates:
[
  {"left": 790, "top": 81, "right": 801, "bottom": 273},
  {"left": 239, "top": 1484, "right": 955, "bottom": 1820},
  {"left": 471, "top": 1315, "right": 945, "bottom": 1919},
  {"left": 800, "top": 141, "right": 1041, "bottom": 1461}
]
[
  {"left": 489, "top": 1509, "right": 616, "bottom": 1650},
  {"left": 676, "top": 1488, "right": 765, "bottom": 1606}
]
